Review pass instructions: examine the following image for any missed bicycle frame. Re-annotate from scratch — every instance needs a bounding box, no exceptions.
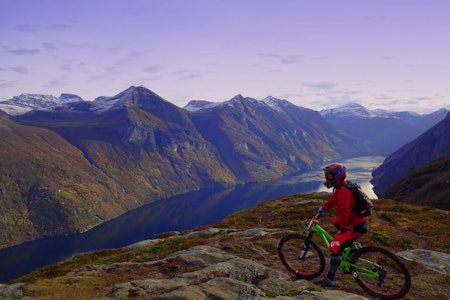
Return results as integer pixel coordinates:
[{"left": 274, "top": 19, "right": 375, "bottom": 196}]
[{"left": 304, "top": 214, "right": 381, "bottom": 280}]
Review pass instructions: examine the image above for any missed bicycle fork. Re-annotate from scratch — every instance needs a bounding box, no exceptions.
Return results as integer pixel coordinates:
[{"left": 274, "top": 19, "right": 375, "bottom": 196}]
[{"left": 298, "top": 233, "right": 313, "bottom": 261}]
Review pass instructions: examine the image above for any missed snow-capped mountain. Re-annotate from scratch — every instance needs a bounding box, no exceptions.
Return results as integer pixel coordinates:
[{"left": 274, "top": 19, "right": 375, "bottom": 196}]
[
  {"left": 0, "top": 93, "right": 83, "bottom": 116},
  {"left": 320, "top": 102, "right": 395, "bottom": 119},
  {"left": 185, "top": 95, "right": 292, "bottom": 113},
  {"left": 261, "top": 96, "right": 293, "bottom": 112},
  {"left": 184, "top": 100, "right": 220, "bottom": 112},
  {"left": 319, "top": 101, "right": 448, "bottom": 155},
  {"left": 0, "top": 86, "right": 169, "bottom": 116}
]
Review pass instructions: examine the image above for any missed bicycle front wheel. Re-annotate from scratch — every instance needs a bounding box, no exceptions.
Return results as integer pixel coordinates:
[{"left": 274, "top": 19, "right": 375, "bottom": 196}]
[
  {"left": 351, "top": 246, "right": 411, "bottom": 299},
  {"left": 278, "top": 233, "right": 325, "bottom": 279}
]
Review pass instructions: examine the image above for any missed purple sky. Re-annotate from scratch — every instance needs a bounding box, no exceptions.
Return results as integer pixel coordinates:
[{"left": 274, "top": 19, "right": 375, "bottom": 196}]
[{"left": 1, "top": 0, "right": 449, "bottom": 113}]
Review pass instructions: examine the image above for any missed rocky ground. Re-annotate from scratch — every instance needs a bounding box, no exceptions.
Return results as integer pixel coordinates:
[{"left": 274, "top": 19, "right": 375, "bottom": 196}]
[
  {"left": 1, "top": 196, "right": 449, "bottom": 300},
  {"left": 1, "top": 227, "right": 449, "bottom": 300}
]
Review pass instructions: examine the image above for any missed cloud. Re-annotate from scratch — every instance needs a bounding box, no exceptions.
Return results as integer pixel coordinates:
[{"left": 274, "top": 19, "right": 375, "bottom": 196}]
[
  {"left": 48, "top": 23, "right": 70, "bottom": 30},
  {"left": 302, "top": 81, "right": 338, "bottom": 90},
  {"left": 10, "top": 66, "right": 28, "bottom": 74},
  {"left": 415, "top": 96, "right": 432, "bottom": 101},
  {"left": 42, "top": 42, "right": 57, "bottom": 50},
  {"left": 309, "top": 56, "right": 328, "bottom": 61},
  {"left": 170, "top": 70, "right": 203, "bottom": 81},
  {"left": 44, "top": 75, "right": 68, "bottom": 88},
  {"left": 0, "top": 80, "right": 18, "bottom": 90},
  {"left": 0, "top": 66, "right": 28, "bottom": 74},
  {"left": 258, "top": 53, "right": 303, "bottom": 64},
  {"left": 8, "top": 48, "right": 40, "bottom": 55},
  {"left": 380, "top": 56, "right": 396, "bottom": 60},
  {"left": 178, "top": 74, "right": 202, "bottom": 80},
  {"left": 142, "top": 65, "right": 162, "bottom": 74},
  {"left": 59, "top": 64, "right": 72, "bottom": 72},
  {"left": 11, "top": 23, "right": 35, "bottom": 32}
]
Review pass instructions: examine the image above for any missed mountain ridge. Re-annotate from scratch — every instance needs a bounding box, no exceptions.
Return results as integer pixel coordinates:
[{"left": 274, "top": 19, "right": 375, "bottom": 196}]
[
  {"left": 321, "top": 102, "right": 447, "bottom": 155},
  {"left": 0, "top": 86, "right": 354, "bottom": 249},
  {"left": 0, "top": 85, "right": 448, "bottom": 249},
  {"left": 2, "top": 88, "right": 447, "bottom": 119}
]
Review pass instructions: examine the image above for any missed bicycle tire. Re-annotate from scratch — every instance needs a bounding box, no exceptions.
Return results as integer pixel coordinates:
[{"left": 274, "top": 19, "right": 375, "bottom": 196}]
[
  {"left": 350, "top": 246, "right": 411, "bottom": 299},
  {"left": 278, "top": 233, "right": 325, "bottom": 279}
]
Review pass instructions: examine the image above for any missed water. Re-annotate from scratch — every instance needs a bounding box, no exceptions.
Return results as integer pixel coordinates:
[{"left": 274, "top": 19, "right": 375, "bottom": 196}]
[
  {"left": 0, "top": 156, "right": 384, "bottom": 282},
  {"left": 283, "top": 156, "right": 384, "bottom": 199}
]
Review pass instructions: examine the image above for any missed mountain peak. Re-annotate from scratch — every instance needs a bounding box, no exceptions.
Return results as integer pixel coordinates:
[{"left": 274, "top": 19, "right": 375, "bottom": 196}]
[
  {"left": 90, "top": 86, "right": 169, "bottom": 113},
  {"left": 185, "top": 95, "right": 259, "bottom": 112},
  {"left": 0, "top": 93, "right": 83, "bottom": 116},
  {"left": 262, "top": 96, "right": 293, "bottom": 112},
  {"left": 321, "top": 102, "right": 380, "bottom": 119},
  {"left": 184, "top": 100, "right": 217, "bottom": 112}
]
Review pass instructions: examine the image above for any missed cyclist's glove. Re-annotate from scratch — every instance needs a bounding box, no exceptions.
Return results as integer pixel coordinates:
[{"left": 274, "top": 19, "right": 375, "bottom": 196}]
[{"left": 318, "top": 207, "right": 325, "bottom": 216}]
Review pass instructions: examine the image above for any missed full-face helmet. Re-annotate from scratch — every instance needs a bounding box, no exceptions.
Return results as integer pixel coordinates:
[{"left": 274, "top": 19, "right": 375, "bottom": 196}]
[{"left": 323, "top": 163, "right": 346, "bottom": 188}]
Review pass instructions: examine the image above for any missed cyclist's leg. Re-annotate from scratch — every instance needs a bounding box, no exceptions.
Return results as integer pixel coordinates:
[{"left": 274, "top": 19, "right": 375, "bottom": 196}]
[
  {"left": 315, "top": 230, "right": 354, "bottom": 286},
  {"left": 315, "top": 221, "right": 369, "bottom": 287},
  {"left": 328, "top": 231, "right": 354, "bottom": 278}
]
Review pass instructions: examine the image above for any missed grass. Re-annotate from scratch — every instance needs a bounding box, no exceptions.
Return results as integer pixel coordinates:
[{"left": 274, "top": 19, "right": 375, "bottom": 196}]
[{"left": 8, "top": 194, "right": 450, "bottom": 299}]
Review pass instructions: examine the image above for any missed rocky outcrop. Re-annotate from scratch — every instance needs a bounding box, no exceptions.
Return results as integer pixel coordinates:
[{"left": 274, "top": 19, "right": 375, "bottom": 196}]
[
  {"left": 0, "top": 283, "right": 25, "bottom": 300},
  {"left": 96, "top": 245, "right": 369, "bottom": 300},
  {"left": 397, "top": 249, "right": 450, "bottom": 275}
]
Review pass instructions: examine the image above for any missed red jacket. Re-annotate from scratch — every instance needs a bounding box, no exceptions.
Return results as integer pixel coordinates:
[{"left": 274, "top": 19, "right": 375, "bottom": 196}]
[{"left": 322, "top": 180, "right": 368, "bottom": 230}]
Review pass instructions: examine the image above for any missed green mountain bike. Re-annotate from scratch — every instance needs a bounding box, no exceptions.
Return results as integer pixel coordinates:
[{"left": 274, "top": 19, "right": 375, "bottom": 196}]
[{"left": 278, "top": 213, "right": 411, "bottom": 299}]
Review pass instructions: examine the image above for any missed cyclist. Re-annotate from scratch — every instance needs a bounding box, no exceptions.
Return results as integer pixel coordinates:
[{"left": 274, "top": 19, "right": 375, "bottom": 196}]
[{"left": 314, "top": 163, "right": 369, "bottom": 287}]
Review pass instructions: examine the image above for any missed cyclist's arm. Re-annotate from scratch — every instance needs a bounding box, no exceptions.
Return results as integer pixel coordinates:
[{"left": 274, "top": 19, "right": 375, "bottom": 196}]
[{"left": 322, "top": 194, "right": 335, "bottom": 211}]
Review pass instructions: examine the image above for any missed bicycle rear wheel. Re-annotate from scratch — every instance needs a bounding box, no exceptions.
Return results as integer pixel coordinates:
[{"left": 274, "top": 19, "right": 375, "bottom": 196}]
[
  {"left": 278, "top": 233, "right": 325, "bottom": 279},
  {"left": 351, "top": 246, "right": 411, "bottom": 299}
]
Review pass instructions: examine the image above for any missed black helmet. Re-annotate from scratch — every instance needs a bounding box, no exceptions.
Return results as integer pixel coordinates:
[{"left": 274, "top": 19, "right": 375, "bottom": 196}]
[{"left": 323, "top": 163, "right": 346, "bottom": 188}]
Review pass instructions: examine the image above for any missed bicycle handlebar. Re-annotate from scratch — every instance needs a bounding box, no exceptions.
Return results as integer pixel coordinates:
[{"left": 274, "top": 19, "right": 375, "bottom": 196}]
[{"left": 306, "top": 213, "right": 321, "bottom": 229}]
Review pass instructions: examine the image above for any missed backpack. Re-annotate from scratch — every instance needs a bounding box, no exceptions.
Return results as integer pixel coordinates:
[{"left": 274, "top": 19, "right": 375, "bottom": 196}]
[{"left": 344, "top": 181, "right": 373, "bottom": 216}]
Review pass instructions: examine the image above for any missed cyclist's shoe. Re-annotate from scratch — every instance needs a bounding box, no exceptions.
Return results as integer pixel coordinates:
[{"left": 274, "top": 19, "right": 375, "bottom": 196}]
[
  {"left": 314, "top": 276, "right": 335, "bottom": 287},
  {"left": 350, "top": 242, "right": 362, "bottom": 254}
]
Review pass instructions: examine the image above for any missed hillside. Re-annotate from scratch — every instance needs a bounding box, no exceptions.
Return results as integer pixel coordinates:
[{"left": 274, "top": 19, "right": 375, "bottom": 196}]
[
  {"left": 4, "top": 194, "right": 449, "bottom": 300},
  {"left": 371, "top": 112, "right": 450, "bottom": 200},
  {"left": 382, "top": 155, "right": 450, "bottom": 210},
  {"left": 0, "top": 113, "right": 139, "bottom": 249}
]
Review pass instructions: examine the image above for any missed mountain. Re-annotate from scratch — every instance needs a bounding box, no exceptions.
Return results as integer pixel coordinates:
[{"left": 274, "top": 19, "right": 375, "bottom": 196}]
[
  {"left": 2, "top": 87, "right": 236, "bottom": 248},
  {"left": 381, "top": 155, "right": 450, "bottom": 210},
  {"left": 371, "top": 111, "right": 450, "bottom": 204},
  {"left": 15, "top": 86, "right": 236, "bottom": 199},
  {"left": 0, "top": 111, "right": 140, "bottom": 249},
  {"left": 321, "top": 102, "right": 448, "bottom": 155},
  {"left": 0, "top": 93, "right": 83, "bottom": 115},
  {"left": 1, "top": 86, "right": 447, "bottom": 249},
  {"left": 2, "top": 87, "right": 361, "bottom": 249},
  {"left": 186, "top": 95, "right": 363, "bottom": 181}
]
